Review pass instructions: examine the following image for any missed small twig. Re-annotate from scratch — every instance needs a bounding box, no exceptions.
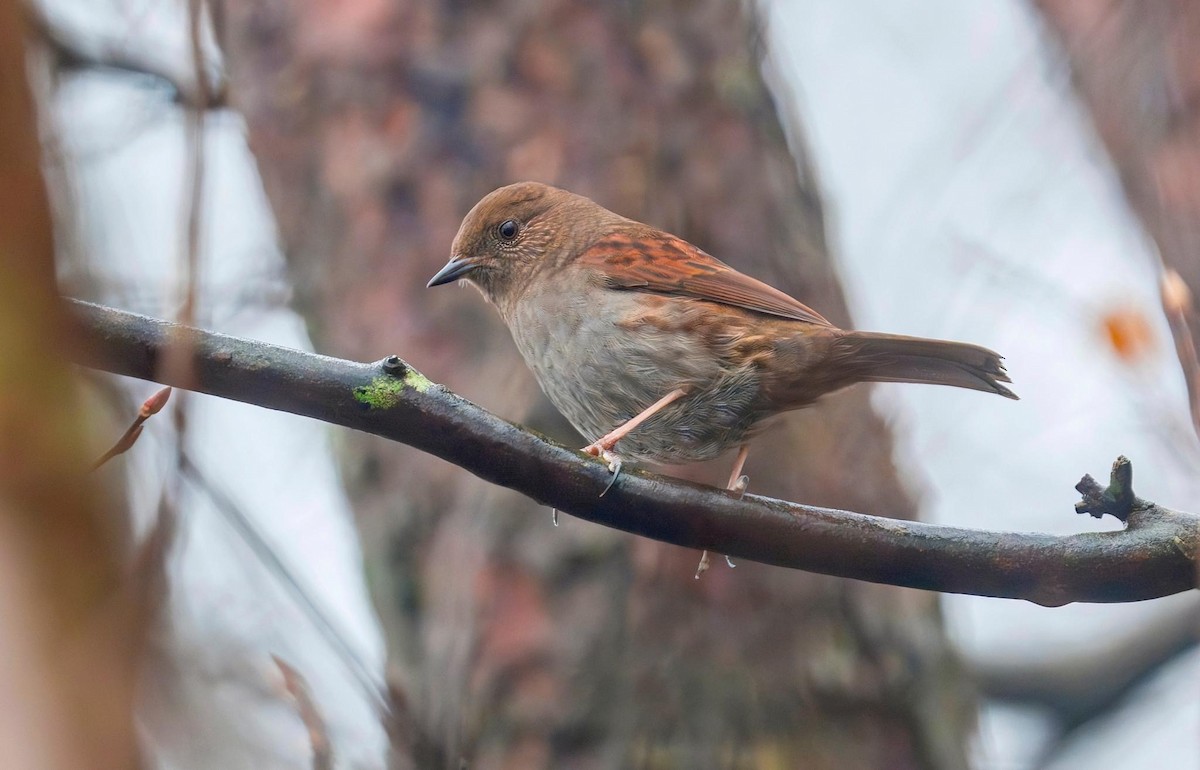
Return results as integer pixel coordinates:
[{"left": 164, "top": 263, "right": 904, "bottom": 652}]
[
  {"left": 1075, "top": 455, "right": 1146, "bottom": 522},
  {"left": 90, "top": 386, "right": 172, "bottom": 470},
  {"left": 182, "top": 0, "right": 211, "bottom": 319},
  {"left": 273, "top": 656, "right": 333, "bottom": 770},
  {"left": 165, "top": 0, "right": 210, "bottom": 495},
  {"left": 1161, "top": 269, "right": 1200, "bottom": 440}
]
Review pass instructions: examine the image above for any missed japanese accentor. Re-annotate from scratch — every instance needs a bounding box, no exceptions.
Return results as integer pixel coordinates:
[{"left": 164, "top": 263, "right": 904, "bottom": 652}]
[{"left": 429, "top": 181, "right": 1016, "bottom": 486}]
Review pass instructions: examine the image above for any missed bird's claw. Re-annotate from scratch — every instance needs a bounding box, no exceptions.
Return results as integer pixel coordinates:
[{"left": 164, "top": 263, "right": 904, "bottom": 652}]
[
  {"left": 599, "top": 451, "right": 622, "bottom": 496},
  {"left": 695, "top": 550, "right": 735, "bottom": 577},
  {"left": 731, "top": 475, "right": 749, "bottom": 498},
  {"left": 583, "top": 443, "right": 624, "bottom": 496}
]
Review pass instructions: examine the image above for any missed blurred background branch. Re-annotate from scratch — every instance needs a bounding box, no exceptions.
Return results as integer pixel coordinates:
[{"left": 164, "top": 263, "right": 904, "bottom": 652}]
[
  {"left": 1036, "top": 0, "right": 1200, "bottom": 438},
  {"left": 974, "top": 590, "right": 1200, "bottom": 740},
  {"left": 26, "top": 1, "right": 227, "bottom": 109},
  {"left": 0, "top": 4, "right": 146, "bottom": 767}
]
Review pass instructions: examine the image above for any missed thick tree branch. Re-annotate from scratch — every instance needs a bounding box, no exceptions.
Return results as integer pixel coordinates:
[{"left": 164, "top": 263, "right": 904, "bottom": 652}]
[{"left": 67, "top": 300, "right": 1200, "bottom": 606}]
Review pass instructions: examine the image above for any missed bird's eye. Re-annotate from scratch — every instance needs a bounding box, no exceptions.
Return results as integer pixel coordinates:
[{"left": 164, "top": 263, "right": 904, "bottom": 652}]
[{"left": 497, "top": 219, "right": 519, "bottom": 240}]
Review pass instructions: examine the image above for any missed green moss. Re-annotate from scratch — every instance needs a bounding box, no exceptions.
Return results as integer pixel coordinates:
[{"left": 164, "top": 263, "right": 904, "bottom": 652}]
[
  {"left": 353, "top": 368, "right": 435, "bottom": 409},
  {"left": 402, "top": 368, "right": 432, "bottom": 393},
  {"left": 354, "top": 377, "right": 406, "bottom": 409}
]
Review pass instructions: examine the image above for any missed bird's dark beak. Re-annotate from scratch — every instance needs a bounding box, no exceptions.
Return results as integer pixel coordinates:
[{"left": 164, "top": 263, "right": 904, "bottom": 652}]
[{"left": 427, "top": 256, "right": 477, "bottom": 287}]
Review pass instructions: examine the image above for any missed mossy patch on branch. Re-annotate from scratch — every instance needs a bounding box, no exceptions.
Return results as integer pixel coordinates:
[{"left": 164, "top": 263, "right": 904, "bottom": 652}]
[
  {"left": 354, "top": 377, "right": 405, "bottom": 409},
  {"left": 353, "top": 369, "right": 433, "bottom": 409},
  {"left": 402, "top": 368, "right": 432, "bottom": 393}
]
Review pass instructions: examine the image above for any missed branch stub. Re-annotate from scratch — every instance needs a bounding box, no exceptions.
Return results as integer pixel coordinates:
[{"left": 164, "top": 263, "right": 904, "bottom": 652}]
[{"left": 1075, "top": 456, "right": 1147, "bottom": 522}]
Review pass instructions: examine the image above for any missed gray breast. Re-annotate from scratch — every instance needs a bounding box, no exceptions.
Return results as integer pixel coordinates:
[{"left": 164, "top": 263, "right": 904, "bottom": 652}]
[{"left": 505, "top": 272, "right": 765, "bottom": 463}]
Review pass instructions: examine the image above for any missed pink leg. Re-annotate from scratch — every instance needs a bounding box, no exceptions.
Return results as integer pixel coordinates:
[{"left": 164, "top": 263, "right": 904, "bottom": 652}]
[
  {"left": 583, "top": 387, "right": 689, "bottom": 496},
  {"left": 725, "top": 444, "right": 751, "bottom": 490},
  {"left": 582, "top": 387, "right": 689, "bottom": 457},
  {"left": 696, "top": 445, "right": 750, "bottom": 579}
]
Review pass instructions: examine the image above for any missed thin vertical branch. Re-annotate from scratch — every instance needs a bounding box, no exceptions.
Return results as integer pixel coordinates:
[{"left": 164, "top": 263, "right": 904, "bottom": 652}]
[
  {"left": 163, "top": 0, "right": 211, "bottom": 513},
  {"left": 1161, "top": 269, "right": 1200, "bottom": 439},
  {"left": 181, "top": 0, "right": 208, "bottom": 326}
]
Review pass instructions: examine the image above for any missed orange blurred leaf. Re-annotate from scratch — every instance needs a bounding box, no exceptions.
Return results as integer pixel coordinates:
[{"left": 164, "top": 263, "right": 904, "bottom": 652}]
[{"left": 1101, "top": 307, "right": 1156, "bottom": 363}]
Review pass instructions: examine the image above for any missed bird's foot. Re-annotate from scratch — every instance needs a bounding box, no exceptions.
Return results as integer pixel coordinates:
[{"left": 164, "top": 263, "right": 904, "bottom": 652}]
[
  {"left": 697, "top": 472, "right": 747, "bottom": 575},
  {"left": 695, "top": 550, "right": 736, "bottom": 576},
  {"left": 582, "top": 440, "right": 608, "bottom": 457},
  {"left": 582, "top": 443, "right": 624, "bottom": 496}
]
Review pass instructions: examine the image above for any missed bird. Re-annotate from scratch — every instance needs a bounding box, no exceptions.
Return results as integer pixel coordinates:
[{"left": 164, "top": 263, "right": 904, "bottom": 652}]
[{"left": 428, "top": 181, "right": 1017, "bottom": 575}]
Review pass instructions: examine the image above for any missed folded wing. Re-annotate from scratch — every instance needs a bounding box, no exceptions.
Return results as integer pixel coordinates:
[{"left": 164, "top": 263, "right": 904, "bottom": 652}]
[{"left": 577, "top": 230, "right": 832, "bottom": 326}]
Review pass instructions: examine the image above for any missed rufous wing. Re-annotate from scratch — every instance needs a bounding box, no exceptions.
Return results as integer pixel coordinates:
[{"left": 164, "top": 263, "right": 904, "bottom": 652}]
[{"left": 576, "top": 230, "right": 832, "bottom": 325}]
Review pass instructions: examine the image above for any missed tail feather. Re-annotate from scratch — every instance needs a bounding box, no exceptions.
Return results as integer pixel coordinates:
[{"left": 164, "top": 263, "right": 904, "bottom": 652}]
[{"left": 830, "top": 331, "right": 1018, "bottom": 400}]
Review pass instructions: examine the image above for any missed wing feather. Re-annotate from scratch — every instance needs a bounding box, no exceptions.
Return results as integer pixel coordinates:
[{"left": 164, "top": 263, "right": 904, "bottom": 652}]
[{"left": 577, "top": 231, "right": 831, "bottom": 326}]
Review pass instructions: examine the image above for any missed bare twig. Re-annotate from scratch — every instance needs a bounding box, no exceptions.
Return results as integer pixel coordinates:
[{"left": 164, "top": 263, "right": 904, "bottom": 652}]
[
  {"left": 182, "top": 0, "right": 210, "bottom": 322},
  {"left": 273, "top": 656, "right": 333, "bottom": 770},
  {"left": 1074, "top": 456, "right": 1146, "bottom": 522},
  {"left": 66, "top": 300, "right": 1200, "bottom": 605},
  {"left": 91, "top": 386, "right": 172, "bottom": 470},
  {"left": 161, "top": 0, "right": 212, "bottom": 509},
  {"left": 1161, "top": 269, "right": 1200, "bottom": 439}
]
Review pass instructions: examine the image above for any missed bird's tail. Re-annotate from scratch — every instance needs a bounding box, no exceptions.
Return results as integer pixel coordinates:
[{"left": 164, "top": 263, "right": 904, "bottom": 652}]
[{"left": 826, "top": 330, "right": 1018, "bottom": 399}]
